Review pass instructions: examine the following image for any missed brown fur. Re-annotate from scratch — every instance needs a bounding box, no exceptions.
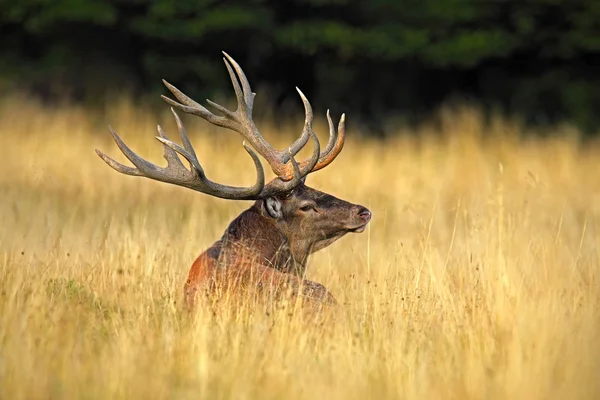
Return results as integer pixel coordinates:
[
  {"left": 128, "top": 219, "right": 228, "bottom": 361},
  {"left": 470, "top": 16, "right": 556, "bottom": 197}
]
[{"left": 184, "top": 182, "right": 371, "bottom": 310}]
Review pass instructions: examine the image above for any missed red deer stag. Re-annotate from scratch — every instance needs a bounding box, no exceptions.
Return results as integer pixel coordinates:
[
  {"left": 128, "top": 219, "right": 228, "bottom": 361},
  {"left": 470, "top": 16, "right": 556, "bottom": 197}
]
[{"left": 96, "top": 52, "right": 371, "bottom": 310}]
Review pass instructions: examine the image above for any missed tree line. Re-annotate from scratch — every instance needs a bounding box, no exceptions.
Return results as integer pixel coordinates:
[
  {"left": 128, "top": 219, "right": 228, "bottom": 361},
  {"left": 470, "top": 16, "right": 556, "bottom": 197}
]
[{"left": 2, "top": 0, "right": 600, "bottom": 134}]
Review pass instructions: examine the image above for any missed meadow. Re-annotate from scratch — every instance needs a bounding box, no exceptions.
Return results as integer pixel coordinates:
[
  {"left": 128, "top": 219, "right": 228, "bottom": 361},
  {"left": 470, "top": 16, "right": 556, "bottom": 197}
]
[{"left": 1, "top": 95, "right": 600, "bottom": 399}]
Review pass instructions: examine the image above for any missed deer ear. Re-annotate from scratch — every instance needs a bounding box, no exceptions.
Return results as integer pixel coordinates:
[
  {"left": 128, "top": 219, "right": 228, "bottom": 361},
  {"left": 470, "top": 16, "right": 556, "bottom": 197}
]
[
  {"left": 264, "top": 197, "right": 283, "bottom": 219},
  {"left": 300, "top": 176, "right": 307, "bottom": 184}
]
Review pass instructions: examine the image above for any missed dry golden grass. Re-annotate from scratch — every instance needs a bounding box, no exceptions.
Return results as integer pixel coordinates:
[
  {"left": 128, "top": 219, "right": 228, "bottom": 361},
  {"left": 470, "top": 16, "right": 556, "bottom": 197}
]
[{"left": 2, "top": 95, "right": 600, "bottom": 399}]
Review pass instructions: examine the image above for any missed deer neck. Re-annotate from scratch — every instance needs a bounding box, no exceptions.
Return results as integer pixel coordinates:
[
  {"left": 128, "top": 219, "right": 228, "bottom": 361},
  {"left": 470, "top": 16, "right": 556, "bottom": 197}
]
[{"left": 219, "top": 205, "right": 309, "bottom": 276}]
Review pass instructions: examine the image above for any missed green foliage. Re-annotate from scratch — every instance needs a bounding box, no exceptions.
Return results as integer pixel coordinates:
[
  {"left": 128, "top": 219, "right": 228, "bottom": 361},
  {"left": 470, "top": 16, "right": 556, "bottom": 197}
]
[
  {"left": 132, "top": 1, "right": 272, "bottom": 40},
  {"left": 1, "top": 0, "right": 117, "bottom": 31},
  {"left": 1, "top": 0, "right": 599, "bottom": 132}
]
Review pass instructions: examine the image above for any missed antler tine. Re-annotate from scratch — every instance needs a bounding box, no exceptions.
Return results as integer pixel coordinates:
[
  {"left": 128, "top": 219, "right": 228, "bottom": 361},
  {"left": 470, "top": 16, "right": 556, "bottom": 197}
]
[
  {"left": 287, "top": 110, "right": 345, "bottom": 176},
  {"left": 282, "top": 87, "right": 314, "bottom": 164},
  {"left": 309, "top": 111, "right": 345, "bottom": 173},
  {"left": 105, "top": 126, "right": 164, "bottom": 175},
  {"left": 222, "top": 51, "right": 255, "bottom": 112},
  {"left": 161, "top": 81, "right": 220, "bottom": 125},
  {"left": 276, "top": 88, "right": 346, "bottom": 180},
  {"left": 170, "top": 108, "right": 202, "bottom": 172},
  {"left": 95, "top": 112, "right": 266, "bottom": 200},
  {"left": 323, "top": 110, "right": 338, "bottom": 157},
  {"left": 157, "top": 122, "right": 190, "bottom": 171},
  {"left": 95, "top": 148, "right": 142, "bottom": 177},
  {"left": 292, "top": 87, "right": 318, "bottom": 171}
]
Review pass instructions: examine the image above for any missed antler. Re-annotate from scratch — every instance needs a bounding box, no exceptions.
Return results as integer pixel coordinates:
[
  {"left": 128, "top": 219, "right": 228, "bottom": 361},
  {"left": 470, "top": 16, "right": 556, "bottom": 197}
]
[
  {"left": 162, "top": 52, "right": 345, "bottom": 181},
  {"left": 95, "top": 108, "right": 266, "bottom": 200},
  {"left": 95, "top": 52, "right": 345, "bottom": 200}
]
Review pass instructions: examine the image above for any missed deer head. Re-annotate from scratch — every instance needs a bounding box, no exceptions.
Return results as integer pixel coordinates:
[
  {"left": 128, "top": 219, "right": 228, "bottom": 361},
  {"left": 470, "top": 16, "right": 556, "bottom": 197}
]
[{"left": 259, "top": 182, "right": 371, "bottom": 264}]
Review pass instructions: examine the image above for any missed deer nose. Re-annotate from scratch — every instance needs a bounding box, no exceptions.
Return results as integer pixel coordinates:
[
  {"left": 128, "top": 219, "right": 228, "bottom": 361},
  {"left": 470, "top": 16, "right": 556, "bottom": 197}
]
[{"left": 357, "top": 207, "right": 372, "bottom": 223}]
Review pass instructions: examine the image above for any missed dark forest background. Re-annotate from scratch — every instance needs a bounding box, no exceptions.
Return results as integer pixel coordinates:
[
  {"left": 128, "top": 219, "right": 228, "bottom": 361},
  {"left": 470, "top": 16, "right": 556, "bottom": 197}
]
[{"left": 2, "top": 0, "right": 600, "bottom": 135}]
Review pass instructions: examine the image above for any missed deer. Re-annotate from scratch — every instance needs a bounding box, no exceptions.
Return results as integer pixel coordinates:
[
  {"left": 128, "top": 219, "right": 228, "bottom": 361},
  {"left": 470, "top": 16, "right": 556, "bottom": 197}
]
[{"left": 95, "top": 52, "right": 372, "bottom": 311}]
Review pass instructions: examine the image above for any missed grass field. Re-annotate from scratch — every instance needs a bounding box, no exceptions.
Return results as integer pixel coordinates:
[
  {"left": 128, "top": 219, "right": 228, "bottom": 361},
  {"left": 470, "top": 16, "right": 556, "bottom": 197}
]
[{"left": 2, "top": 96, "right": 600, "bottom": 399}]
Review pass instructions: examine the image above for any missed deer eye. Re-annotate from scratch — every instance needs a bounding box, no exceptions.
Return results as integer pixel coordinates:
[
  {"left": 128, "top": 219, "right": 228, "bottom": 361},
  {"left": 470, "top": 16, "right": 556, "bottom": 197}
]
[{"left": 300, "top": 204, "right": 317, "bottom": 212}]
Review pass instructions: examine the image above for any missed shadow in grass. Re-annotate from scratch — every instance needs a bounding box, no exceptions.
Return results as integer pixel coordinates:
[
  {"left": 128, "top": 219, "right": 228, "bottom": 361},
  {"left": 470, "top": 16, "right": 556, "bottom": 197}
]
[
  {"left": 45, "top": 277, "right": 185, "bottom": 327},
  {"left": 46, "top": 278, "right": 125, "bottom": 323}
]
